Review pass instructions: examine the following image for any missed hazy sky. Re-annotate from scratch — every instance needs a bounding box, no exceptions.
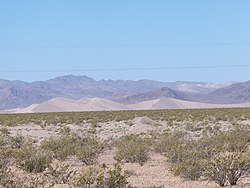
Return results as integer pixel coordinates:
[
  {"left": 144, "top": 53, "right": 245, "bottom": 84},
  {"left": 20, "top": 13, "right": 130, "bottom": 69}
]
[{"left": 0, "top": 0, "right": 249, "bottom": 82}]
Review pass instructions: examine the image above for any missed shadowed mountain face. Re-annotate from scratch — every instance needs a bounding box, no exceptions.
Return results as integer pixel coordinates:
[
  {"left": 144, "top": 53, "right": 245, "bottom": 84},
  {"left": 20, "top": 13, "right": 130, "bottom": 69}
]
[
  {"left": 200, "top": 81, "right": 250, "bottom": 104},
  {"left": 0, "top": 75, "right": 243, "bottom": 110},
  {"left": 120, "top": 87, "right": 185, "bottom": 104},
  {"left": 0, "top": 75, "right": 170, "bottom": 110},
  {"left": 122, "top": 81, "right": 250, "bottom": 105}
]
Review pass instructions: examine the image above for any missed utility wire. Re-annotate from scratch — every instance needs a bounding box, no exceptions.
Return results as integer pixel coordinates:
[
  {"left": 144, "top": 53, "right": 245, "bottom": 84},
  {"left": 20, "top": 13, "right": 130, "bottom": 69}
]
[
  {"left": 0, "top": 64, "right": 250, "bottom": 73},
  {"left": 0, "top": 42, "right": 250, "bottom": 49}
]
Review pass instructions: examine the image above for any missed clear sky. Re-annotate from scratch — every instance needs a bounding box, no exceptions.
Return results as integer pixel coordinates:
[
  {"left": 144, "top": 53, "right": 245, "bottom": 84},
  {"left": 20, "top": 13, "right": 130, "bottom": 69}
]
[{"left": 0, "top": 0, "right": 249, "bottom": 82}]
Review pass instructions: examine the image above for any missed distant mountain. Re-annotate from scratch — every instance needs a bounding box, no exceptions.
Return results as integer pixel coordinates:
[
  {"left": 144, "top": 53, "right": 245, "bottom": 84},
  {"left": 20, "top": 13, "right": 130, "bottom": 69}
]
[
  {"left": 121, "top": 81, "right": 250, "bottom": 105},
  {"left": 120, "top": 87, "right": 185, "bottom": 103},
  {"left": 0, "top": 75, "right": 172, "bottom": 110},
  {"left": 0, "top": 79, "right": 52, "bottom": 110},
  {"left": 165, "top": 81, "right": 236, "bottom": 94},
  {"left": 0, "top": 75, "right": 242, "bottom": 110},
  {"left": 200, "top": 81, "right": 250, "bottom": 104}
]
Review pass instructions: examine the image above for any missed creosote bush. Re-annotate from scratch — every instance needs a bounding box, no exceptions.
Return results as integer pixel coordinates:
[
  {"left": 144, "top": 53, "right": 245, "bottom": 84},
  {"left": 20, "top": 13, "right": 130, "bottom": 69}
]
[
  {"left": 41, "top": 134, "right": 79, "bottom": 160},
  {"left": 154, "top": 128, "right": 250, "bottom": 185},
  {"left": 15, "top": 144, "right": 52, "bottom": 173},
  {"left": 45, "top": 163, "right": 74, "bottom": 185},
  {"left": 41, "top": 133, "right": 104, "bottom": 164},
  {"left": 115, "top": 134, "right": 149, "bottom": 166},
  {"left": 205, "top": 152, "right": 250, "bottom": 187},
  {"left": 154, "top": 131, "right": 207, "bottom": 181},
  {"left": 76, "top": 137, "right": 104, "bottom": 165},
  {"left": 73, "top": 163, "right": 131, "bottom": 188}
]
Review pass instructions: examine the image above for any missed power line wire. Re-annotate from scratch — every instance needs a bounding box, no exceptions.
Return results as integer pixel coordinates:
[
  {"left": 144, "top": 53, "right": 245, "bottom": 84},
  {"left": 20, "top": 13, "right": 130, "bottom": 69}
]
[
  {"left": 0, "top": 42, "right": 250, "bottom": 49},
  {"left": 0, "top": 64, "right": 250, "bottom": 73}
]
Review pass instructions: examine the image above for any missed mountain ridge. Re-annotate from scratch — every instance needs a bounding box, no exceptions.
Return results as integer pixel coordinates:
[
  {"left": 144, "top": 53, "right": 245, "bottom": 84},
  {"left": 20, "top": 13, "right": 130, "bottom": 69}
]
[{"left": 0, "top": 75, "right": 245, "bottom": 110}]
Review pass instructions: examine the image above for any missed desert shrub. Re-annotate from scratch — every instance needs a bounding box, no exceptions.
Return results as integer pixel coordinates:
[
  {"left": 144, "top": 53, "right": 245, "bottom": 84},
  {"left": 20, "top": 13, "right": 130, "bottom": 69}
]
[
  {"left": 115, "top": 134, "right": 149, "bottom": 166},
  {"left": 0, "top": 146, "right": 15, "bottom": 176},
  {"left": 0, "top": 133, "right": 32, "bottom": 148},
  {"left": 73, "top": 163, "right": 131, "bottom": 188},
  {"left": 41, "top": 133, "right": 104, "bottom": 164},
  {"left": 105, "top": 163, "right": 130, "bottom": 188},
  {"left": 0, "top": 147, "right": 47, "bottom": 187},
  {"left": 76, "top": 137, "right": 104, "bottom": 165},
  {"left": 45, "top": 163, "right": 74, "bottom": 185},
  {"left": 73, "top": 165, "right": 105, "bottom": 187},
  {"left": 166, "top": 139, "right": 210, "bottom": 180},
  {"left": 154, "top": 132, "right": 214, "bottom": 180},
  {"left": 9, "top": 134, "right": 31, "bottom": 148},
  {"left": 0, "top": 149, "right": 10, "bottom": 178},
  {"left": 41, "top": 134, "right": 78, "bottom": 160},
  {"left": 0, "top": 135, "right": 8, "bottom": 146},
  {"left": 15, "top": 144, "right": 52, "bottom": 173},
  {"left": 0, "top": 127, "right": 9, "bottom": 135},
  {"left": 154, "top": 132, "right": 184, "bottom": 158},
  {"left": 155, "top": 128, "right": 250, "bottom": 184},
  {"left": 213, "top": 128, "right": 250, "bottom": 152},
  {"left": 205, "top": 152, "right": 250, "bottom": 186},
  {"left": 59, "top": 125, "right": 71, "bottom": 135},
  {"left": 0, "top": 173, "right": 47, "bottom": 188}
]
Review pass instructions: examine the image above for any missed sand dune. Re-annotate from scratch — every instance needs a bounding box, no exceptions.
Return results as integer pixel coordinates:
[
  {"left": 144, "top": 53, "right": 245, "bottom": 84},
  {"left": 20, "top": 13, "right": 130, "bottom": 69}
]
[
  {"left": 2, "top": 97, "right": 250, "bottom": 113},
  {"left": 29, "top": 97, "right": 129, "bottom": 113}
]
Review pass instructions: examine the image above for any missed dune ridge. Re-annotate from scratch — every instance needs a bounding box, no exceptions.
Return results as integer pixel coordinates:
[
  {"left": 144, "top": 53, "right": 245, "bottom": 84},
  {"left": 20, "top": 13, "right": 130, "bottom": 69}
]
[{"left": 3, "top": 97, "right": 250, "bottom": 114}]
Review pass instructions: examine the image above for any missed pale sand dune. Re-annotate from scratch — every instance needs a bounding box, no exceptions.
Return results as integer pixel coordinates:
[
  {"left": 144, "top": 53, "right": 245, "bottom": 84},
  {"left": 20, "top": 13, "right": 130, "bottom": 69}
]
[
  {"left": 150, "top": 98, "right": 228, "bottom": 109},
  {"left": 30, "top": 97, "right": 129, "bottom": 112},
  {"left": 132, "top": 98, "right": 250, "bottom": 110},
  {"left": 3, "top": 97, "right": 250, "bottom": 113},
  {"left": 128, "top": 99, "right": 161, "bottom": 110}
]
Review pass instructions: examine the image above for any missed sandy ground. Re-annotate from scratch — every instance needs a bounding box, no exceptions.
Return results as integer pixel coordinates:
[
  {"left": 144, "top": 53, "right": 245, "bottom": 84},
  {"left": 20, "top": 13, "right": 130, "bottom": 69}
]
[
  {"left": 97, "top": 149, "right": 220, "bottom": 188},
  {"left": 1, "top": 117, "right": 250, "bottom": 187}
]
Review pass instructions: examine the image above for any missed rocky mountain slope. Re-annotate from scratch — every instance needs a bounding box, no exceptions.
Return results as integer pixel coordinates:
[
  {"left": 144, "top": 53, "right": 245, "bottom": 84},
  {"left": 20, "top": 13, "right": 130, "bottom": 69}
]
[{"left": 0, "top": 75, "right": 234, "bottom": 110}]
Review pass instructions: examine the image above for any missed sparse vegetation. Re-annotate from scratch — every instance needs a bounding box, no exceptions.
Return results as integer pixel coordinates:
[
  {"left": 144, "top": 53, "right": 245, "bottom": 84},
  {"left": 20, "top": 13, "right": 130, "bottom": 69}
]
[
  {"left": 41, "top": 133, "right": 104, "bottom": 164},
  {"left": 73, "top": 163, "right": 131, "bottom": 188},
  {"left": 205, "top": 152, "right": 250, "bottom": 186},
  {"left": 0, "top": 108, "right": 250, "bottom": 127},
  {"left": 154, "top": 126, "right": 250, "bottom": 186},
  {"left": 0, "top": 108, "right": 250, "bottom": 187},
  {"left": 15, "top": 144, "right": 52, "bottom": 173},
  {"left": 115, "top": 134, "right": 150, "bottom": 166}
]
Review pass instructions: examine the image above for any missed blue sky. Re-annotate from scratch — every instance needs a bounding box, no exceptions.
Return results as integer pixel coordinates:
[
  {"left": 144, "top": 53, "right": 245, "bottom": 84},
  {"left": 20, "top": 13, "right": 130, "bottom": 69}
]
[{"left": 0, "top": 0, "right": 249, "bottom": 82}]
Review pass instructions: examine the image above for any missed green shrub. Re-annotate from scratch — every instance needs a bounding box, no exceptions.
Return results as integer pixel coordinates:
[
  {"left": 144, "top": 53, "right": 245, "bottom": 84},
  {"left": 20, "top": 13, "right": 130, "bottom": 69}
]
[
  {"left": 0, "top": 149, "right": 9, "bottom": 176},
  {"left": 41, "top": 135, "right": 78, "bottom": 160},
  {"left": 155, "top": 129, "right": 250, "bottom": 183},
  {"left": 205, "top": 152, "right": 250, "bottom": 186},
  {"left": 9, "top": 134, "right": 29, "bottom": 148},
  {"left": 15, "top": 145, "right": 52, "bottom": 173},
  {"left": 45, "top": 163, "right": 73, "bottom": 185},
  {"left": 154, "top": 132, "right": 184, "bottom": 159},
  {"left": 115, "top": 135, "right": 149, "bottom": 166},
  {"left": 0, "top": 173, "right": 47, "bottom": 188},
  {"left": 213, "top": 129, "right": 250, "bottom": 152},
  {"left": 73, "top": 163, "right": 131, "bottom": 188},
  {"left": 41, "top": 133, "right": 104, "bottom": 164},
  {"left": 167, "top": 140, "right": 209, "bottom": 180},
  {"left": 73, "top": 165, "right": 105, "bottom": 187},
  {"left": 76, "top": 137, "right": 104, "bottom": 165},
  {"left": 0, "top": 127, "right": 9, "bottom": 135},
  {"left": 105, "top": 163, "right": 130, "bottom": 188}
]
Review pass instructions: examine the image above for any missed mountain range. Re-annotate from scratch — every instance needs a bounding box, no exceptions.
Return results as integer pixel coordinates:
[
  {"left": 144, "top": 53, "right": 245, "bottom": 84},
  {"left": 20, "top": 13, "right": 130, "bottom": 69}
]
[{"left": 0, "top": 75, "right": 249, "bottom": 111}]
